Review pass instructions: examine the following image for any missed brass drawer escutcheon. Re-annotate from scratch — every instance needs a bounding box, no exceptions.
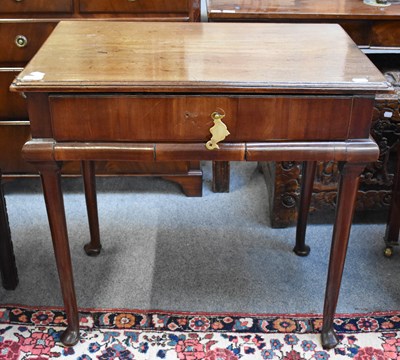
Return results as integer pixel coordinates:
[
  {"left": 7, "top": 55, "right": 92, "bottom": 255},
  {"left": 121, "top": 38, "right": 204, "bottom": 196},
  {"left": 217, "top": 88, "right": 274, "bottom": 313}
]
[{"left": 206, "top": 111, "right": 230, "bottom": 150}]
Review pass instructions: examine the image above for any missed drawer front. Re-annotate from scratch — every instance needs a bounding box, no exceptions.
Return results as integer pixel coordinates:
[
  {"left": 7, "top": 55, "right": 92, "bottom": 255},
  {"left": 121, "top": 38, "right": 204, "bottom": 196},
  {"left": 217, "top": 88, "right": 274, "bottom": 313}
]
[
  {"left": 0, "top": 70, "right": 28, "bottom": 120},
  {"left": 371, "top": 21, "right": 400, "bottom": 47},
  {"left": 0, "top": 0, "right": 72, "bottom": 14},
  {"left": 49, "top": 95, "right": 354, "bottom": 142},
  {"left": 79, "top": 0, "right": 188, "bottom": 14},
  {"left": 0, "top": 22, "right": 57, "bottom": 65}
]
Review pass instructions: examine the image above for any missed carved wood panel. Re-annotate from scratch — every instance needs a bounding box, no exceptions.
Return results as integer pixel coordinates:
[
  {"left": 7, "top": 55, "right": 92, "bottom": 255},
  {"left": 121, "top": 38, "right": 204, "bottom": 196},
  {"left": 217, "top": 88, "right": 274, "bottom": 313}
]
[{"left": 265, "top": 71, "right": 400, "bottom": 228}]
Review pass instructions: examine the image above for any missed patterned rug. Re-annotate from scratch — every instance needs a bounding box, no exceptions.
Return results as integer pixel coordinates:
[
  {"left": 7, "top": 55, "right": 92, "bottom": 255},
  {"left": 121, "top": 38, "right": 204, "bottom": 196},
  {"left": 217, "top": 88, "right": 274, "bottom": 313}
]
[{"left": 1, "top": 306, "right": 400, "bottom": 359}]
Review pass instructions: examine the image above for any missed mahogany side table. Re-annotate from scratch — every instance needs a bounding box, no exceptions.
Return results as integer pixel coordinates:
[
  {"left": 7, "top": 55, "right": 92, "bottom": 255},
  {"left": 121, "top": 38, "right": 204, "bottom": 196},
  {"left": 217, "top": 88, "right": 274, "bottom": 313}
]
[{"left": 10, "top": 21, "right": 390, "bottom": 349}]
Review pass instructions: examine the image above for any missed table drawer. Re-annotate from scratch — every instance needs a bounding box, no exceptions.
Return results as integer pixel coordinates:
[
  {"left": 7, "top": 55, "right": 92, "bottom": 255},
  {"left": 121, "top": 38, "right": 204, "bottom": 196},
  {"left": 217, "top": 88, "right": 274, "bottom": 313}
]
[
  {"left": 49, "top": 95, "right": 356, "bottom": 142},
  {"left": 0, "top": 22, "right": 57, "bottom": 65},
  {"left": 0, "top": 70, "right": 27, "bottom": 120},
  {"left": 0, "top": 0, "right": 72, "bottom": 14},
  {"left": 79, "top": 0, "right": 188, "bottom": 14}
]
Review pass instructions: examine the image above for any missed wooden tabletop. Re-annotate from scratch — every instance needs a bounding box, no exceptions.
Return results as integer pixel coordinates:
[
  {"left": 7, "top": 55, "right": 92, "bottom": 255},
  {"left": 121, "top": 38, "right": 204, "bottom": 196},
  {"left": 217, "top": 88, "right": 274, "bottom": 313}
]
[
  {"left": 207, "top": 0, "right": 400, "bottom": 20},
  {"left": 12, "top": 21, "right": 388, "bottom": 94}
]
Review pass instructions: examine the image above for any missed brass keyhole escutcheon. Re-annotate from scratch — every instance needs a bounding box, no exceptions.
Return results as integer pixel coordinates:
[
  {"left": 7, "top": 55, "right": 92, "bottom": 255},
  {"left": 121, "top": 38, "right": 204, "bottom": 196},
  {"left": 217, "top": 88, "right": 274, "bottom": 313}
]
[{"left": 206, "top": 111, "right": 230, "bottom": 150}]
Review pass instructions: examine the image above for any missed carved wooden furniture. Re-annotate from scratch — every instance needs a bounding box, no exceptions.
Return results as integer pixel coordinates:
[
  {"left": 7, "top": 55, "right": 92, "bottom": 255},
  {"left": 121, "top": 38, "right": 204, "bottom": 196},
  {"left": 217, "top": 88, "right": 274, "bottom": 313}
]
[
  {"left": 0, "top": 170, "right": 18, "bottom": 290},
  {"left": 385, "top": 142, "right": 400, "bottom": 255},
  {"left": 0, "top": 0, "right": 202, "bottom": 197},
  {"left": 207, "top": 0, "right": 400, "bottom": 227},
  {"left": 381, "top": 72, "right": 400, "bottom": 255},
  {"left": 11, "top": 20, "right": 389, "bottom": 349}
]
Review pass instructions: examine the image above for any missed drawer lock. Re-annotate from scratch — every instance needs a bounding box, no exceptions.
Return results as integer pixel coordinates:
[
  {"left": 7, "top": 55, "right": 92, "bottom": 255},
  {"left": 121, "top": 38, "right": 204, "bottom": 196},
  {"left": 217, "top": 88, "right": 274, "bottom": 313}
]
[{"left": 206, "top": 111, "right": 230, "bottom": 150}]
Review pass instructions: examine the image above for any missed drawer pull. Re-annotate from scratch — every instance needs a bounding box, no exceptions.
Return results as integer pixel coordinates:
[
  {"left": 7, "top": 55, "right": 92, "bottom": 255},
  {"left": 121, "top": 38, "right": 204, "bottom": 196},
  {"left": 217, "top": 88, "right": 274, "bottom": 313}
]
[
  {"left": 206, "top": 111, "right": 230, "bottom": 150},
  {"left": 14, "top": 0, "right": 24, "bottom": 2},
  {"left": 15, "top": 35, "right": 28, "bottom": 48}
]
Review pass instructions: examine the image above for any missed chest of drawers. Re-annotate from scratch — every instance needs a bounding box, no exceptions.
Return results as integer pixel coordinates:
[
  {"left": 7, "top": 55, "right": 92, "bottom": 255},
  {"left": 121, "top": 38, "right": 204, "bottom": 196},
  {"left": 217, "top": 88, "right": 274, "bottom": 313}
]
[
  {"left": 207, "top": 0, "right": 400, "bottom": 49},
  {"left": 0, "top": 0, "right": 201, "bottom": 196}
]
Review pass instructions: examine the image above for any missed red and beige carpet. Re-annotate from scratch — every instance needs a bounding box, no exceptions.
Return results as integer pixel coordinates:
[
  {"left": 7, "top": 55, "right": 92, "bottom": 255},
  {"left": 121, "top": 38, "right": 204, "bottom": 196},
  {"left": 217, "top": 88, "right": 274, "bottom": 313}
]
[{"left": 1, "top": 305, "right": 400, "bottom": 359}]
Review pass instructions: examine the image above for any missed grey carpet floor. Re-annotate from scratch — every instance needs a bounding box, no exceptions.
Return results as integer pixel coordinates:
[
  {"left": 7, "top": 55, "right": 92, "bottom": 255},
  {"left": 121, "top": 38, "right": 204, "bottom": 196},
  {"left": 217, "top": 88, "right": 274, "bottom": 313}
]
[{"left": 1, "top": 162, "right": 399, "bottom": 315}]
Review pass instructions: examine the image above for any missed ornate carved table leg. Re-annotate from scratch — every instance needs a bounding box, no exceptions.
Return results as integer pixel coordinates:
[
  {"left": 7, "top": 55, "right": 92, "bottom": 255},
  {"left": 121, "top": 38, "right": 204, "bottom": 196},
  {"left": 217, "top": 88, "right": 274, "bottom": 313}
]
[
  {"left": 0, "top": 170, "right": 18, "bottom": 290},
  {"left": 262, "top": 161, "right": 302, "bottom": 228},
  {"left": 38, "top": 161, "right": 80, "bottom": 346},
  {"left": 268, "top": 74, "right": 400, "bottom": 229},
  {"left": 294, "top": 161, "right": 317, "bottom": 256},
  {"left": 81, "top": 161, "right": 102, "bottom": 256},
  {"left": 321, "top": 162, "right": 366, "bottom": 349},
  {"left": 384, "top": 144, "right": 400, "bottom": 257}
]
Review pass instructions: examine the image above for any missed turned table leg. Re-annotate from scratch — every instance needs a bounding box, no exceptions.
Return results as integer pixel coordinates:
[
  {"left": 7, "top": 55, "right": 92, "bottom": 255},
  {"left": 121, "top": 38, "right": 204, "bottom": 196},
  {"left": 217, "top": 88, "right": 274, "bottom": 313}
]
[
  {"left": 294, "top": 161, "right": 316, "bottom": 256},
  {"left": 81, "top": 161, "right": 102, "bottom": 256},
  {"left": 0, "top": 171, "right": 18, "bottom": 290},
  {"left": 39, "top": 162, "right": 80, "bottom": 346},
  {"left": 321, "top": 162, "right": 365, "bottom": 349}
]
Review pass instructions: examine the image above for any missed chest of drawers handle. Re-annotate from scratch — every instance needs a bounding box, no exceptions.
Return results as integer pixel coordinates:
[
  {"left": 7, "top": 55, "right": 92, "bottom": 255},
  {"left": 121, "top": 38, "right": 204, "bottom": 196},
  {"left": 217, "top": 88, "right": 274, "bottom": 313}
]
[{"left": 15, "top": 35, "right": 28, "bottom": 48}]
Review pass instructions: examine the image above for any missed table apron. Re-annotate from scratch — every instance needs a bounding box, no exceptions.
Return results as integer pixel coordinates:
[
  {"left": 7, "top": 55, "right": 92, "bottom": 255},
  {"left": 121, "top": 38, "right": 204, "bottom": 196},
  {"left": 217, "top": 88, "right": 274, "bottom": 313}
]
[{"left": 21, "top": 139, "right": 379, "bottom": 164}]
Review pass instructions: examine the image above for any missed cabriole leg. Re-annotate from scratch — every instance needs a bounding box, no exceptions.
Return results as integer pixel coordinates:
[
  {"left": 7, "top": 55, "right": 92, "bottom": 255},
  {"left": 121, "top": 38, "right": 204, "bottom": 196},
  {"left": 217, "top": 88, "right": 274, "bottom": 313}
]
[
  {"left": 321, "top": 162, "right": 365, "bottom": 349},
  {"left": 39, "top": 161, "right": 80, "bottom": 346},
  {"left": 294, "top": 161, "right": 317, "bottom": 256},
  {"left": 81, "top": 161, "right": 102, "bottom": 256}
]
